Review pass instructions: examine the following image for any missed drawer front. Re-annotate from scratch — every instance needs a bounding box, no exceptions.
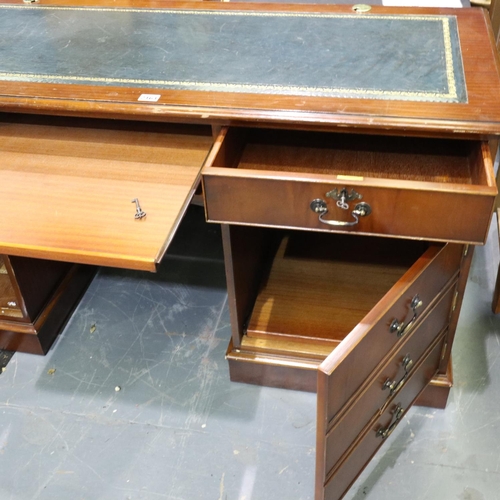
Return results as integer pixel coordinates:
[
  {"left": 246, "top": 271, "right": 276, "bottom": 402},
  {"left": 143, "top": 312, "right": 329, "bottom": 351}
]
[
  {"left": 323, "top": 283, "right": 455, "bottom": 474},
  {"left": 319, "top": 333, "right": 445, "bottom": 500},
  {"left": 0, "top": 256, "right": 24, "bottom": 320},
  {"left": 204, "top": 176, "right": 495, "bottom": 244},
  {"left": 320, "top": 242, "right": 462, "bottom": 423},
  {"left": 0, "top": 116, "right": 213, "bottom": 271},
  {"left": 203, "top": 128, "right": 497, "bottom": 244}
]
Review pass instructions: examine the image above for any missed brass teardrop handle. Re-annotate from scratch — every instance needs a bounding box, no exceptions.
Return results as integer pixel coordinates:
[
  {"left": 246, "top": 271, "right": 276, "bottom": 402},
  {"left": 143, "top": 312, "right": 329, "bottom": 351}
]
[
  {"left": 390, "top": 295, "right": 423, "bottom": 338},
  {"left": 376, "top": 404, "right": 405, "bottom": 439},
  {"left": 382, "top": 355, "right": 414, "bottom": 396},
  {"left": 310, "top": 199, "right": 372, "bottom": 227}
]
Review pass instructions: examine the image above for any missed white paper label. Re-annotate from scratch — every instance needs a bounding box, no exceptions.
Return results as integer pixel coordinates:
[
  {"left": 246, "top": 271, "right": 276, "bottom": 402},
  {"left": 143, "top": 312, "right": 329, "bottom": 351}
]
[{"left": 138, "top": 94, "right": 161, "bottom": 102}]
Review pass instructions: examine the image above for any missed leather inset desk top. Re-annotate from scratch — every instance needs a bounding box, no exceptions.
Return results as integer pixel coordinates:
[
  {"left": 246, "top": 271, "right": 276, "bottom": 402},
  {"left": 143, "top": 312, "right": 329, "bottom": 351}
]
[{"left": 0, "top": 5, "right": 466, "bottom": 103}]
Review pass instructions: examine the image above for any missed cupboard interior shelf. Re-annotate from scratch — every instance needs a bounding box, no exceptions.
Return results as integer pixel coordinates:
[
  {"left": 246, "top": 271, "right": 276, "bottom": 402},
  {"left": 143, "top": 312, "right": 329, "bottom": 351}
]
[{"left": 246, "top": 231, "right": 428, "bottom": 346}]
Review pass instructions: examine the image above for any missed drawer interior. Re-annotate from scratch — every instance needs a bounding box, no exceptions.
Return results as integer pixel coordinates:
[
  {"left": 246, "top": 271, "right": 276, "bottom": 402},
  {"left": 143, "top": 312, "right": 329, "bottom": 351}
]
[
  {"left": 245, "top": 231, "right": 430, "bottom": 347},
  {"left": 214, "top": 128, "right": 487, "bottom": 185}
]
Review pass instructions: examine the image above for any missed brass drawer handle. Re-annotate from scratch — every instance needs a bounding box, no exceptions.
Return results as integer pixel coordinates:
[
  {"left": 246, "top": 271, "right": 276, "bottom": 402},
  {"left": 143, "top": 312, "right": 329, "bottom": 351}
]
[
  {"left": 376, "top": 404, "right": 404, "bottom": 439},
  {"left": 310, "top": 199, "right": 372, "bottom": 227},
  {"left": 383, "top": 355, "right": 414, "bottom": 396},
  {"left": 390, "top": 295, "right": 423, "bottom": 338}
]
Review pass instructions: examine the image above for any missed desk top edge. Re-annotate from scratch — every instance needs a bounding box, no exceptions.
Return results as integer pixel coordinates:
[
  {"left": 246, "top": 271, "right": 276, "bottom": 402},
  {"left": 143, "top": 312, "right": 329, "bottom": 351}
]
[{"left": 0, "top": 1, "right": 499, "bottom": 137}]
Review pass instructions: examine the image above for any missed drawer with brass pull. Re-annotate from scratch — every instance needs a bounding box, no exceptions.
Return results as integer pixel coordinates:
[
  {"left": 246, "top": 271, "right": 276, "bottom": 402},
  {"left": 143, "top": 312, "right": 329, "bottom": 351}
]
[
  {"left": 202, "top": 127, "right": 497, "bottom": 244},
  {"left": 0, "top": 256, "right": 23, "bottom": 320},
  {"left": 318, "top": 331, "right": 446, "bottom": 500},
  {"left": 322, "top": 283, "right": 455, "bottom": 475}
]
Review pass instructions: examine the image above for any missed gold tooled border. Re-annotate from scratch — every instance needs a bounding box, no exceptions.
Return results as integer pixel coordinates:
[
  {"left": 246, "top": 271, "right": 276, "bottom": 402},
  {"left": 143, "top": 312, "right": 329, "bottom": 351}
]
[{"left": 0, "top": 6, "right": 463, "bottom": 101}]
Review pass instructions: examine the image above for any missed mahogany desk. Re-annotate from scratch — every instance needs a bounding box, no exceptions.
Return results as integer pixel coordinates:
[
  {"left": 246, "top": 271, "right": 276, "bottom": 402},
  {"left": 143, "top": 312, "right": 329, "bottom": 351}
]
[{"left": 0, "top": 1, "right": 499, "bottom": 498}]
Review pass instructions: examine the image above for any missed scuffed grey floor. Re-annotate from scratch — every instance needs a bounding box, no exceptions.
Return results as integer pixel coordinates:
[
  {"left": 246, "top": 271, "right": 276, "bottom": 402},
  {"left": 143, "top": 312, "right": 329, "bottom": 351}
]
[{"left": 1, "top": 204, "right": 499, "bottom": 500}]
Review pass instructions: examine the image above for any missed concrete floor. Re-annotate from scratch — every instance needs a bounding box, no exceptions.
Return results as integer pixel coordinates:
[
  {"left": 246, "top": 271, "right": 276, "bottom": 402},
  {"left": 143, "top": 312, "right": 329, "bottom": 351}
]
[{"left": 0, "top": 204, "right": 499, "bottom": 500}]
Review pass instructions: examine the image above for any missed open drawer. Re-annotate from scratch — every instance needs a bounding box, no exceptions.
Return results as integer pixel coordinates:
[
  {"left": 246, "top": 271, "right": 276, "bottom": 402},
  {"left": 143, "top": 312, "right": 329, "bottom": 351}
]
[
  {"left": 0, "top": 114, "right": 214, "bottom": 271},
  {"left": 203, "top": 127, "right": 497, "bottom": 244}
]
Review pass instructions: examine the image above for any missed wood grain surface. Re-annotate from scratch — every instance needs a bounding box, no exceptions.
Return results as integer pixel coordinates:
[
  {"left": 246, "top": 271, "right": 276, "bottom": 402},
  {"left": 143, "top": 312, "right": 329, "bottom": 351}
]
[
  {"left": 246, "top": 233, "right": 418, "bottom": 343},
  {"left": 0, "top": 116, "right": 213, "bottom": 270}
]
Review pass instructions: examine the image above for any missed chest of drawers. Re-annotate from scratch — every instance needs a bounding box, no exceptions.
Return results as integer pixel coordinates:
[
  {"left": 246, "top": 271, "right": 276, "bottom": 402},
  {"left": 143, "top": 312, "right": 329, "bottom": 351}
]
[
  {"left": 0, "top": 1, "right": 499, "bottom": 498},
  {"left": 202, "top": 128, "right": 485, "bottom": 497}
]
